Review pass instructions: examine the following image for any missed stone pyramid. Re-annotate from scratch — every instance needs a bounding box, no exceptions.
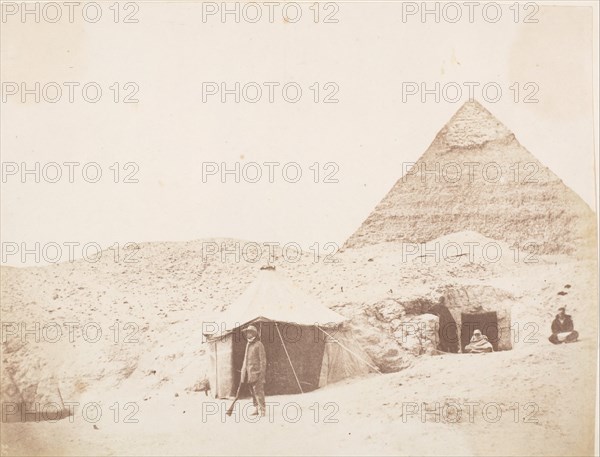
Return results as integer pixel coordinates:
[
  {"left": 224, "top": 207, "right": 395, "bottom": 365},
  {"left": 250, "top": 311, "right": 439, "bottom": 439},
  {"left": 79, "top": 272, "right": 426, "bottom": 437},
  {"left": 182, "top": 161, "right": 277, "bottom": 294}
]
[{"left": 344, "top": 100, "right": 596, "bottom": 255}]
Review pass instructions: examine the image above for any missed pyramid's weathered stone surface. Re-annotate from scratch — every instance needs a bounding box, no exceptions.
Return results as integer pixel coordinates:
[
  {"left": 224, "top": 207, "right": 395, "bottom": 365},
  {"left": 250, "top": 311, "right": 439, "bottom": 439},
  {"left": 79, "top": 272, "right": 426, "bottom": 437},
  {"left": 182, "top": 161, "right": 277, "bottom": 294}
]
[{"left": 344, "top": 100, "right": 596, "bottom": 255}]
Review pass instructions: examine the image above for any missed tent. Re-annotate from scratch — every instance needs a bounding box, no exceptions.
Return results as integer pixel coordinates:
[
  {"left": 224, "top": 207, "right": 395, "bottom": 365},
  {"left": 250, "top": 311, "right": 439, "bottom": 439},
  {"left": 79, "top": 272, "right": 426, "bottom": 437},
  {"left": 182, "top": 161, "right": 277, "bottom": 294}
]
[
  {"left": 1, "top": 368, "right": 68, "bottom": 423},
  {"left": 203, "top": 267, "right": 378, "bottom": 398}
]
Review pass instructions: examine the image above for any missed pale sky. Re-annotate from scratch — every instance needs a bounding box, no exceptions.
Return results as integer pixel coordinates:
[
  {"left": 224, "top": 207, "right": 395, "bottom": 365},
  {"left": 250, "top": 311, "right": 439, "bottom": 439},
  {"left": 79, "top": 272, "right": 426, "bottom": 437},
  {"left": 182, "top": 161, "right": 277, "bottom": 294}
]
[{"left": 1, "top": 1, "right": 598, "bottom": 265}]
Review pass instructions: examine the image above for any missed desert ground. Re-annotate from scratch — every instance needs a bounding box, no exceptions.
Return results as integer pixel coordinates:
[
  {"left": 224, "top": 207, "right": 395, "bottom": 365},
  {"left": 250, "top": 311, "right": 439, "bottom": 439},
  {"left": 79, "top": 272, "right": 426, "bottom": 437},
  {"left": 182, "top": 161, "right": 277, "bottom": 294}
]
[{"left": 1, "top": 234, "right": 597, "bottom": 456}]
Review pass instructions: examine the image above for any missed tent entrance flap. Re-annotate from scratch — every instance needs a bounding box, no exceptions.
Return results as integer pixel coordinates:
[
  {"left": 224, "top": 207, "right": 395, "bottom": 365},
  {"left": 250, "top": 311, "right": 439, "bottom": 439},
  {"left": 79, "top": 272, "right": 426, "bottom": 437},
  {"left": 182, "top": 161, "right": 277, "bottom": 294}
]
[
  {"left": 230, "top": 321, "right": 326, "bottom": 396},
  {"left": 275, "top": 323, "right": 304, "bottom": 394}
]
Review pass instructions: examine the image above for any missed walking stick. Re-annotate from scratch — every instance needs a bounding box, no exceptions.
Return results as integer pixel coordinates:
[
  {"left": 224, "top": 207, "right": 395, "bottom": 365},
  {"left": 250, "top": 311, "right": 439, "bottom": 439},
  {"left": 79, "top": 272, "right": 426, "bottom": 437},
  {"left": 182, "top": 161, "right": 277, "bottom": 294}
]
[{"left": 226, "top": 379, "right": 243, "bottom": 417}]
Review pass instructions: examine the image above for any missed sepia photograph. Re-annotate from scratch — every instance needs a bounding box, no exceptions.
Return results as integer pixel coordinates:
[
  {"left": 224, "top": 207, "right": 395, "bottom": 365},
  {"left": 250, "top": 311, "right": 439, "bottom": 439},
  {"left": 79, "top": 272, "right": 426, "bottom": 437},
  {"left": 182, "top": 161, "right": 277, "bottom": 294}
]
[{"left": 1, "top": 1, "right": 599, "bottom": 456}]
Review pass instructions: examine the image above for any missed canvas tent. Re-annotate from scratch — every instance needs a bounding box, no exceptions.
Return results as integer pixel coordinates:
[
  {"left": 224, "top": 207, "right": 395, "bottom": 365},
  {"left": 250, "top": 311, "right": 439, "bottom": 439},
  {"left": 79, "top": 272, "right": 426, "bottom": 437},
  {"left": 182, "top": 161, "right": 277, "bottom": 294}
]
[
  {"left": 203, "top": 267, "right": 377, "bottom": 398},
  {"left": 1, "top": 368, "right": 68, "bottom": 423}
]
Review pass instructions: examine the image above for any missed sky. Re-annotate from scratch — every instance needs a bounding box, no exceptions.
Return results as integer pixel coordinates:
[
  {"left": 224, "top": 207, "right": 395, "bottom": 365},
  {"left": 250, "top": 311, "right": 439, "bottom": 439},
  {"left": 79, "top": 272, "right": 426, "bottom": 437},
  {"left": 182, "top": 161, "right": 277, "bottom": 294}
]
[{"left": 1, "top": 1, "right": 598, "bottom": 265}]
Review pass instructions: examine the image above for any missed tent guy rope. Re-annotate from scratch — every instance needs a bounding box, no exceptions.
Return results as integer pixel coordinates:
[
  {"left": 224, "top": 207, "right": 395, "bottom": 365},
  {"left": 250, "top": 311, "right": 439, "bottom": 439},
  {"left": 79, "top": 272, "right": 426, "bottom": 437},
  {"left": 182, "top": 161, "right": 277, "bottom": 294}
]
[
  {"left": 318, "top": 326, "right": 382, "bottom": 374},
  {"left": 275, "top": 323, "right": 304, "bottom": 393}
]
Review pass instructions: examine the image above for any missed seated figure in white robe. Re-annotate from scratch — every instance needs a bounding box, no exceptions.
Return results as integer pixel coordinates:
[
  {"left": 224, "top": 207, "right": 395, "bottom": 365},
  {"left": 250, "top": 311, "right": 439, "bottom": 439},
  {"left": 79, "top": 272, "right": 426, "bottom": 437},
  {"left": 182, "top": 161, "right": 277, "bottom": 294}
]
[{"left": 464, "top": 329, "right": 494, "bottom": 353}]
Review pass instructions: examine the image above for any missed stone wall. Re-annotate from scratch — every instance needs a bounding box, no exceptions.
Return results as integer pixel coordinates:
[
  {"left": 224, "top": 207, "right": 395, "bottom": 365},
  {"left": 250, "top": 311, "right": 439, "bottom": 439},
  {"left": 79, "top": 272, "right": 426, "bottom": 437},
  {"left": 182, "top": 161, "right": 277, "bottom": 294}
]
[{"left": 443, "top": 285, "right": 513, "bottom": 351}]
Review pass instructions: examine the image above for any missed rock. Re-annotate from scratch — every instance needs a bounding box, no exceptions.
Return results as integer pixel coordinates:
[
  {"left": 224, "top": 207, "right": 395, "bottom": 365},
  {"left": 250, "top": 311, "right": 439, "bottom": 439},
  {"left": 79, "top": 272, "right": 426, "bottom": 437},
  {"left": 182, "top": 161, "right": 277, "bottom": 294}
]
[
  {"left": 373, "top": 299, "right": 405, "bottom": 322},
  {"left": 390, "top": 319, "right": 402, "bottom": 331},
  {"left": 394, "top": 314, "right": 439, "bottom": 356},
  {"left": 346, "top": 314, "right": 411, "bottom": 373}
]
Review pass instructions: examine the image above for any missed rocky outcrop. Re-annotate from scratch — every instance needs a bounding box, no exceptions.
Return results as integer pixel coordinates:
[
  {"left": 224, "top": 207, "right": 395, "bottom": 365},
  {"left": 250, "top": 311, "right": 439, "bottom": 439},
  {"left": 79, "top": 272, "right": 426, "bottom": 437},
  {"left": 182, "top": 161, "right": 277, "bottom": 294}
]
[{"left": 393, "top": 314, "right": 440, "bottom": 356}]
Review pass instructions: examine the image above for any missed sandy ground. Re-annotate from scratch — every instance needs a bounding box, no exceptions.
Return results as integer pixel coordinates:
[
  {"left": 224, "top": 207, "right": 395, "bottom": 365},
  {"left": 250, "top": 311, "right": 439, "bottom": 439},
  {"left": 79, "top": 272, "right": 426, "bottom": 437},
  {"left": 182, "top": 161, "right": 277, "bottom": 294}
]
[
  {"left": 1, "top": 236, "right": 597, "bottom": 456},
  {"left": 2, "top": 329, "right": 596, "bottom": 456}
]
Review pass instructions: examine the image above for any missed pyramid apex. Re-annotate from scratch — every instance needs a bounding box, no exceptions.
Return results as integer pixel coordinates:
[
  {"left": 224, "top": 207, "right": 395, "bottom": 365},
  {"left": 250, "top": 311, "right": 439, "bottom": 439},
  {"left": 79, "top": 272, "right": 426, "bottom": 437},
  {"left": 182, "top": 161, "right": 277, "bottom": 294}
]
[
  {"left": 437, "top": 99, "right": 514, "bottom": 149},
  {"left": 458, "top": 97, "right": 485, "bottom": 107},
  {"left": 455, "top": 98, "right": 487, "bottom": 113},
  {"left": 343, "top": 101, "right": 595, "bottom": 255}
]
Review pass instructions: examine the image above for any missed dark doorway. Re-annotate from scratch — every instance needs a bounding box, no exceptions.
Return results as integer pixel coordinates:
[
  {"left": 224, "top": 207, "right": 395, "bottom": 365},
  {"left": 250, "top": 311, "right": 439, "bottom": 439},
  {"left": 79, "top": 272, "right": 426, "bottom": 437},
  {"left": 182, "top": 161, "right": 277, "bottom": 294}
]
[
  {"left": 427, "top": 303, "right": 459, "bottom": 353},
  {"left": 231, "top": 321, "right": 326, "bottom": 396},
  {"left": 461, "top": 312, "right": 499, "bottom": 352}
]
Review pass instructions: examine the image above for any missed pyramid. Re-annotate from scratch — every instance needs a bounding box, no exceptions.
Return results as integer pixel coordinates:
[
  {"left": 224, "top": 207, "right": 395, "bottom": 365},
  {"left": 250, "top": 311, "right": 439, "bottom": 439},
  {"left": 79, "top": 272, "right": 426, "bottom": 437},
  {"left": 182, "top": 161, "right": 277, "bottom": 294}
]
[{"left": 344, "top": 100, "right": 596, "bottom": 255}]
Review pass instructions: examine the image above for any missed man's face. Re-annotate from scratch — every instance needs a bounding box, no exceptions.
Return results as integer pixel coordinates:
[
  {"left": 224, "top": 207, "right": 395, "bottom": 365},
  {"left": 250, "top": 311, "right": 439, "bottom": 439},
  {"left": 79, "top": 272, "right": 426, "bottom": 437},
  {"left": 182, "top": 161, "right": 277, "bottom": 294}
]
[
  {"left": 246, "top": 332, "right": 257, "bottom": 341},
  {"left": 558, "top": 309, "right": 566, "bottom": 317}
]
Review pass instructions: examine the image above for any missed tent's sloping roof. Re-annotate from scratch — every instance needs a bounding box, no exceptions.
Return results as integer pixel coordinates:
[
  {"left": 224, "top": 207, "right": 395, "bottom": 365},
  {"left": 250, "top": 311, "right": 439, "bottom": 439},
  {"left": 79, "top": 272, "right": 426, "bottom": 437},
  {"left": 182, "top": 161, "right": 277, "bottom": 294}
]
[{"left": 205, "top": 269, "right": 346, "bottom": 336}]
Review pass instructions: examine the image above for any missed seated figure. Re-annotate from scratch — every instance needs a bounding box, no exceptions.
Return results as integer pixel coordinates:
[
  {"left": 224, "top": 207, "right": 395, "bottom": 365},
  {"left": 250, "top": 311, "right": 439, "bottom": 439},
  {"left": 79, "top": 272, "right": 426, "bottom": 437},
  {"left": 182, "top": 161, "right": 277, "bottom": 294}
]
[
  {"left": 549, "top": 306, "right": 579, "bottom": 344},
  {"left": 464, "top": 329, "right": 494, "bottom": 353}
]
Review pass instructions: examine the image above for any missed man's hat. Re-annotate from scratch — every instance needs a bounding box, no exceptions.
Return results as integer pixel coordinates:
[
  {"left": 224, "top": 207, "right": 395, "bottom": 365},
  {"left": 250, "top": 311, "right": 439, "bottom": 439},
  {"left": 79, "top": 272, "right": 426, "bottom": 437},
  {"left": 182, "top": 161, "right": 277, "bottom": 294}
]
[
  {"left": 558, "top": 306, "right": 566, "bottom": 311},
  {"left": 242, "top": 325, "right": 258, "bottom": 335}
]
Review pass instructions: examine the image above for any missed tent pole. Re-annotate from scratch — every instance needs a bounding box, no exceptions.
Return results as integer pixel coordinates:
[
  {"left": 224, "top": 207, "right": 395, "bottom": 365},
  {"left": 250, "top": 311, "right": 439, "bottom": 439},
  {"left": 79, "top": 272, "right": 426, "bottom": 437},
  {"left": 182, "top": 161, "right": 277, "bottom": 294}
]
[
  {"left": 318, "top": 326, "right": 382, "bottom": 374},
  {"left": 275, "top": 323, "right": 304, "bottom": 394},
  {"left": 55, "top": 376, "right": 65, "bottom": 408},
  {"left": 214, "top": 341, "right": 219, "bottom": 398}
]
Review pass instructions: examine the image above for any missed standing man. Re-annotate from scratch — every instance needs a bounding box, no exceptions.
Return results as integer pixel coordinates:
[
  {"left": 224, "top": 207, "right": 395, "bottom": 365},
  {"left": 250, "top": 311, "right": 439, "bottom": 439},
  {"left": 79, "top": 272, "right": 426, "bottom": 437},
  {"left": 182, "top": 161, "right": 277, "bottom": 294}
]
[
  {"left": 549, "top": 306, "right": 579, "bottom": 344},
  {"left": 428, "top": 297, "right": 459, "bottom": 353},
  {"left": 241, "top": 325, "right": 267, "bottom": 417}
]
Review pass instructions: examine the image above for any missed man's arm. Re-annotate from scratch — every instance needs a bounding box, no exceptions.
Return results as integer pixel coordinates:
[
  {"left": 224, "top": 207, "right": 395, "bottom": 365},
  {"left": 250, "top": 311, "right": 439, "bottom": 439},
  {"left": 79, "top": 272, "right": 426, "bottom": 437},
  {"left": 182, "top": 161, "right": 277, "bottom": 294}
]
[
  {"left": 259, "top": 342, "right": 267, "bottom": 377},
  {"left": 564, "top": 317, "right": 574, "bottom": 332},
  {"left": 240, "top": 341, "right": 249, "bottom": 382}
]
